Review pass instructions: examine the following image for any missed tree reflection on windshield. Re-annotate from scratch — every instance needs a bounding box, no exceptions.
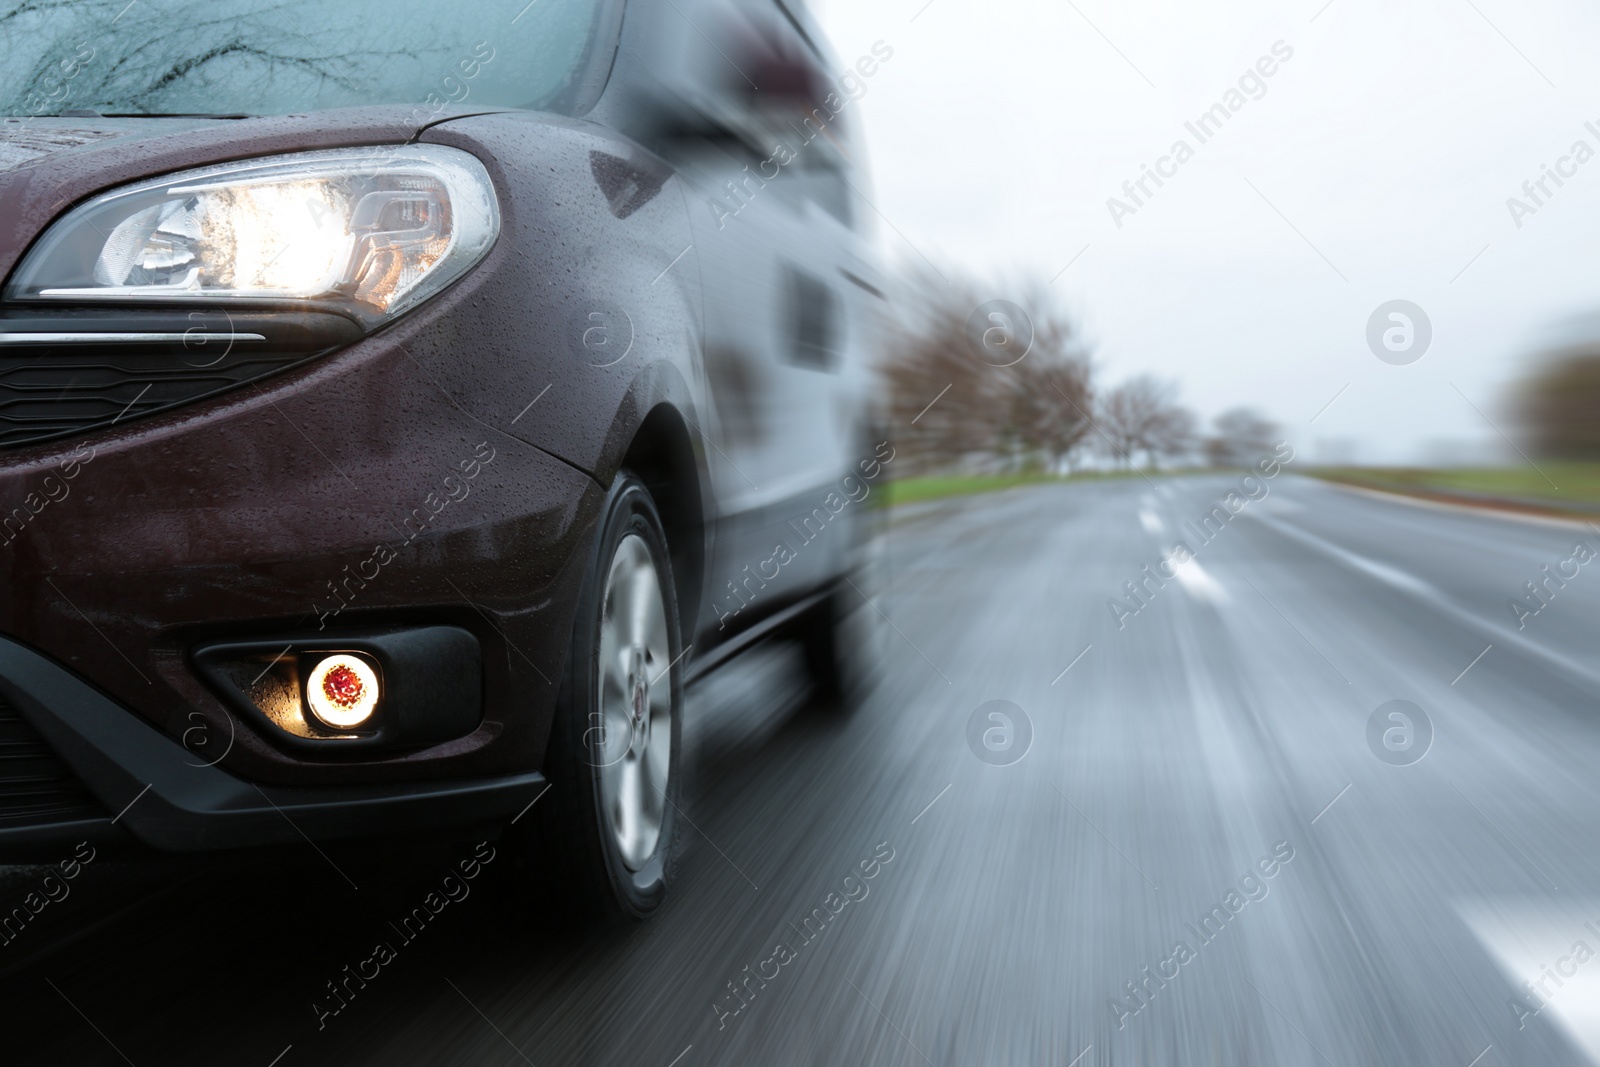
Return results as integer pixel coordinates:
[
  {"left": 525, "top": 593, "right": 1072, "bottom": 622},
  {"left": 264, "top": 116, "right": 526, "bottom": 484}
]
[{"left": 0, "top": 0, "right": 602, "bottom": 118}]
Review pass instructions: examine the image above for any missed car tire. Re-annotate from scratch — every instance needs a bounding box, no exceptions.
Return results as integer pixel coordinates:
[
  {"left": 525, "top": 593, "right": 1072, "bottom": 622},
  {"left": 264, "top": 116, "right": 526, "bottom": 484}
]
[{"left": 518, "top": 471, "right": 683, "bottom": 922}]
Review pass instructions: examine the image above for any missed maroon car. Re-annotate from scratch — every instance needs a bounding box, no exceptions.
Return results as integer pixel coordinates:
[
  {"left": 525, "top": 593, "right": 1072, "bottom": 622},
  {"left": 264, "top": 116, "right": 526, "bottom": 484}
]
[{"left": 0, "top": 0, "right": 885, "bottom": 919}]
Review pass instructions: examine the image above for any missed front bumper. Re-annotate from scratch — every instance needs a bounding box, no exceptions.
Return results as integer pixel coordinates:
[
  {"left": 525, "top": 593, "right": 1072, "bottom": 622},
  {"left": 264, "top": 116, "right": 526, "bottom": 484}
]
[
  {"left": 0, "top": 633, "right": 544, "bottom": 854},
  {"left": 0, "top": 218, "right": 606, "bottom": 790}
]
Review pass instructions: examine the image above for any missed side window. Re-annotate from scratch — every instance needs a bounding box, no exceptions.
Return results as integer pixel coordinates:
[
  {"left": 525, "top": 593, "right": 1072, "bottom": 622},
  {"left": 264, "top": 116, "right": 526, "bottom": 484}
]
[
  {"left": 739, "top": 8, "right": 856, "bottom": 227},
  {"left": 783, "top": 265, "right": 840, "bottom": 372},
  {"left": 647, "top": 0, "right": 857, "bottom": 227},
  {"left": 796, "top": 137, "right": 854, "bottom": 229}
]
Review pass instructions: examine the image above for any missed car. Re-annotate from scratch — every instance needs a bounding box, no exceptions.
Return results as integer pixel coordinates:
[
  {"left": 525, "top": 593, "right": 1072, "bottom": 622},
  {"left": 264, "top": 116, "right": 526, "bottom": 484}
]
[{"left": 0, "top": 0, "right": 887, "bottom": 921}]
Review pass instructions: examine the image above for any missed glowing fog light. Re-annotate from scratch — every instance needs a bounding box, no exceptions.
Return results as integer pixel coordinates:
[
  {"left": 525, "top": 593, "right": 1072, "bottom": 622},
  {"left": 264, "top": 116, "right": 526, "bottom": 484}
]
[{"left": 306, "top": 654, "right": 381, "bottom": 730}]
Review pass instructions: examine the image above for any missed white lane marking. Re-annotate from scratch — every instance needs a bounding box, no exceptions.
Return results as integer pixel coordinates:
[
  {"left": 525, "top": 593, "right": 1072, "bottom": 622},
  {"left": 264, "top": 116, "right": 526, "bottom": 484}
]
[
  {"left": 1252, "top": 496, "right": 1305, "bottom": 516},
  {"left": 1173, "top": 558, "right": 1230, "bottom": 604},
  {"left": 1456, "top": 900, "right": 1600, "bottom": 1064},
  {"left": 1139, "top": 508, "right": 1166, "bottom": 535},
  {"left": 1251, "top": 512, "right": 1600, "bottom": 693},
  {"left": 1254, "top": 512, "right": 1437, "bottom": 596}
]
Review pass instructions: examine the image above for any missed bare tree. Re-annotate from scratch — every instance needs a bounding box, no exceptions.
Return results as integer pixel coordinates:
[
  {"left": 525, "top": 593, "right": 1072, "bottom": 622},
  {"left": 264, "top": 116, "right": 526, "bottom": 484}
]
[
  {"left": 1149, "top": 405, "right": 1198, "bottom": 467},
  {"left": 1204, "top": 407, "right": 1280, "bottom": 467},
  {"left": 1093, "top": 384, "right": 1144, "bottom": 466},
  {"left": 882, "top": 284, "right": 999, "bottom": 473},
  {"left": 1095, "top": 375, "right": 1194, "bottom": 468},
  {"left": 1514, "top": 347, "right": 1600, "bottom": 459},
  {"left": 882, "top": 270, "right": 1095, "bottom": 474},
  {"left": 1012, "top": 354, "right": 1094, "bottom": 471}
]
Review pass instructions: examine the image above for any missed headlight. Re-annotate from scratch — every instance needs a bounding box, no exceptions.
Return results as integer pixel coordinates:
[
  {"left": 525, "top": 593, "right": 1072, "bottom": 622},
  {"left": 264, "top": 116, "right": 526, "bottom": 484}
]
[{"left": 4, "top": 145, "right": 499, "bottom": 328}]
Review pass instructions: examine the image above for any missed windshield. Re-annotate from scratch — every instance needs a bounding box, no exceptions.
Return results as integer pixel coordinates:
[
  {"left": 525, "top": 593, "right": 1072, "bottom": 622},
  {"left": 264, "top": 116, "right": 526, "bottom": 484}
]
[{"left": 0, "top": 0, "right": 616, "bottom": 118}]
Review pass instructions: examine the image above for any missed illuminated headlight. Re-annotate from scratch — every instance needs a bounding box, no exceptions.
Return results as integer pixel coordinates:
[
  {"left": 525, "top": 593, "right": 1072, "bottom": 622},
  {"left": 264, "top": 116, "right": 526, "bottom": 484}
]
[
  {"left": 4, "top": 145, "right": 498, "bottom": 327},
  {"left": 306, "top": 654, "right": 381, "bottom": 730}
]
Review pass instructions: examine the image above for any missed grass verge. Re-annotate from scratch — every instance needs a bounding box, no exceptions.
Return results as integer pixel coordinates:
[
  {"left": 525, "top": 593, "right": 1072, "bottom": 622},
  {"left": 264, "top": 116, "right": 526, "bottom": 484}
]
[
  {"left": 1308, "top": 464, "right": 1600, "bottom": 517},
  {"left": 881, "top": 469, "right": 1186, "bottom": 508}
]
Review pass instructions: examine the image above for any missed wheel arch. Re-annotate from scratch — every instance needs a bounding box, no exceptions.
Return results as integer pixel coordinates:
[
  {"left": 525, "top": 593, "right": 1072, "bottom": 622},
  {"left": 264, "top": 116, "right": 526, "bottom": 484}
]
[{"left": 620, "top": 402, "right": 706, "bottom": 633}]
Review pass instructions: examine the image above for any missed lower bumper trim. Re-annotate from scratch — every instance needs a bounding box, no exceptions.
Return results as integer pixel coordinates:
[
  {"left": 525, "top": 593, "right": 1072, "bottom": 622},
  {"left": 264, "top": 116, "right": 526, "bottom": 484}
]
[{"left": 0, "top": 635, "right": 541, "bottom": 854}]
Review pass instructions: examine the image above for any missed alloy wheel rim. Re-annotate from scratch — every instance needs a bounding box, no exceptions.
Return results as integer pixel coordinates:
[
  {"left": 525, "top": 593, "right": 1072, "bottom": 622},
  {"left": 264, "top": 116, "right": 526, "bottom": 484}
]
[{"left": 594, "top": 533, "right": 672, "bottom": 872}]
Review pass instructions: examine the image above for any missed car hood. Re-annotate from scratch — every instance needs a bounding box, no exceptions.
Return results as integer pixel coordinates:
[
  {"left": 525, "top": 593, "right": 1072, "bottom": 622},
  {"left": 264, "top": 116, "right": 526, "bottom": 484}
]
[{"left": 0, "top": 106, "right": 504, "bottom": 284}]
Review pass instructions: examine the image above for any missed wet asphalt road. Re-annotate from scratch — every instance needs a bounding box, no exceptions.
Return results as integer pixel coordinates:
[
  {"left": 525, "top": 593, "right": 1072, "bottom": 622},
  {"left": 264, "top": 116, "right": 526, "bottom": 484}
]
[{"left": 5, "top": 472, "right": 1600, "bottom": 1066}]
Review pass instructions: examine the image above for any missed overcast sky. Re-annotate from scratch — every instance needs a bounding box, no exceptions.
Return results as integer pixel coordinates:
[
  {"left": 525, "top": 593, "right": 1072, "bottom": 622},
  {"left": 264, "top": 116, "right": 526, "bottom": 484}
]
[{"left": 809, "top": 0, "right": 1600, "bottom": 463}]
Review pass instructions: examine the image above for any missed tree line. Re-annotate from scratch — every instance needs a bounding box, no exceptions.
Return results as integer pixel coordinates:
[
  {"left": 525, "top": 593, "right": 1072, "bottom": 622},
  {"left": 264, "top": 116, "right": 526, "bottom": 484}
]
[
  {"left": 879, "top": 269, "right": 1280, "bottom": 476},
  {"left": 1515, "top": 340, "right": 1600, "bottom": 460}
]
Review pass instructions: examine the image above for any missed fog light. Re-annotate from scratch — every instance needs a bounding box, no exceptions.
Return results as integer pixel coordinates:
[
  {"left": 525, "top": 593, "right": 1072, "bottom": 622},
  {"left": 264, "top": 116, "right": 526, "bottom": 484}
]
[{"left": 306, "top": 654, "right": 380, "bottom": 730}]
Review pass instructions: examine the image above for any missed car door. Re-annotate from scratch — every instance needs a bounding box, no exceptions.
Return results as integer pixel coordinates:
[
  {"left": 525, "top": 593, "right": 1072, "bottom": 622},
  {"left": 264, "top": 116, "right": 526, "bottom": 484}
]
[{"left": 644, "top": 0, "right": 866, "bottom": 636}]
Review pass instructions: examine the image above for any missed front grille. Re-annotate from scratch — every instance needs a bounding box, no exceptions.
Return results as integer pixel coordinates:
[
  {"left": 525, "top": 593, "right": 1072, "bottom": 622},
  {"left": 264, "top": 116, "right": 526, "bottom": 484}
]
[
  {"left": 0, "top": 693, "right": 104, "bottom": 826},
  {"left": 0, "top": 347, "right": 317, "bottom": 450},
  {"left": 0, "top": 309, "right": 363, "bottom": 451}
]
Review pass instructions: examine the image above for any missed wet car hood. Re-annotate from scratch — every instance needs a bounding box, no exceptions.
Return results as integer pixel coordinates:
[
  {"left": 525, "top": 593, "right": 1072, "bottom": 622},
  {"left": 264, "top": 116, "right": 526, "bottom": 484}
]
[
  {"left": 0, "top": 120, "right": 179, "bottom": 175},
  {"left": 0, "top": 107, "right": 506, "bottom": 283}
]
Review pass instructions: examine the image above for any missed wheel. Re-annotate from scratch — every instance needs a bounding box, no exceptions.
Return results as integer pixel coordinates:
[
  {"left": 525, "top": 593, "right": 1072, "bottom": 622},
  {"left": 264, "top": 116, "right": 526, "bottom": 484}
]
[
  {"left": 519, "top": 471, "right": 683, "bottom": 921},
  {"left": 799, "top": 494, "right": 889, "bottom": 713}
]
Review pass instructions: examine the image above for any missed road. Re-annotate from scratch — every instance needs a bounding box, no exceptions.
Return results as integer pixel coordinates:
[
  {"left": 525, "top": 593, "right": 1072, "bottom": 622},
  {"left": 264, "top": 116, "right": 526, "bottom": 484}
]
[{"left": 5, "top": 472, "right": 1600, "bottom": 1066}]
